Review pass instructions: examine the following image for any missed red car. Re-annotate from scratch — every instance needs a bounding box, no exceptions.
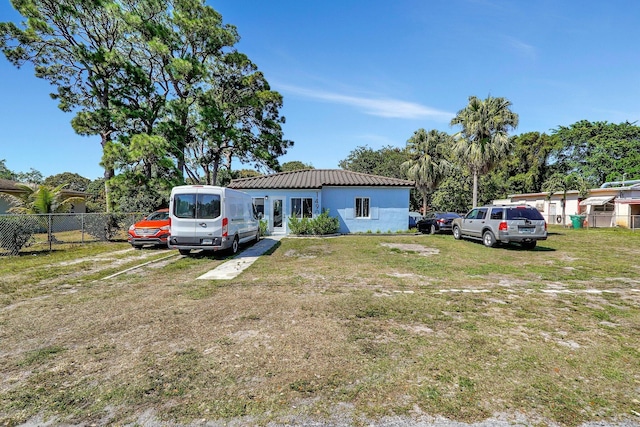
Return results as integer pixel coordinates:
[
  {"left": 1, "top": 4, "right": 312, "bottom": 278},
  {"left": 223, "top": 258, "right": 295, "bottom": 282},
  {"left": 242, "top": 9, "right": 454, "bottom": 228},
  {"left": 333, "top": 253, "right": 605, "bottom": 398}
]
[{"left": 128, "top": 208, "right": 170, "bottom": 249}]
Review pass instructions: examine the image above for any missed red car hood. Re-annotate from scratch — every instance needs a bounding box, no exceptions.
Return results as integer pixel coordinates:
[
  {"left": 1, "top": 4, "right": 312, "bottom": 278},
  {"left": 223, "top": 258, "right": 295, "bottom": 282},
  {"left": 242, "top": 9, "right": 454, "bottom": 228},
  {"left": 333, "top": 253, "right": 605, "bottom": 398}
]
[{"left": 133, "top": 219, "right": 170, "bottom": 228}]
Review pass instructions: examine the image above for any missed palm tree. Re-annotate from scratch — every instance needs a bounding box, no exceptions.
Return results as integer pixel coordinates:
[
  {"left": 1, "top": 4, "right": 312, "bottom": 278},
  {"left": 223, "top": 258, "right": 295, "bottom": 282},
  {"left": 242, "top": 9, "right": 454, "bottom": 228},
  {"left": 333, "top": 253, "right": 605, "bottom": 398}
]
[
  {"left": 0, "top": 183, "right": 84, "bottom": 214},
  {"left": 450, "top": 95, "right": 519, "bottom": 207},
  {"left": 1, "top": 183, "right": 85, "bottom": 245},
  {"left": 542, "top": 172, "right": 590, "bottom": 227},
  {"left": 401, "top": 129, "right": 452, "bottom": 214}
]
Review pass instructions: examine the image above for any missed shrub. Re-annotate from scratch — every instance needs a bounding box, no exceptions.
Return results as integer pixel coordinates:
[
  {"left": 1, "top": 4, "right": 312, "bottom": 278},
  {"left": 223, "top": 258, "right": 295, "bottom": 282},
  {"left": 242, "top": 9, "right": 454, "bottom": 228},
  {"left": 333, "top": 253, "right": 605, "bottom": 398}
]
[
  {"left": 0, "top": 215, "right": 39, "bottom": 255},
  {"left": 288, "top": 210, "right": 339, "bottom": 235},
  {"left": 82, "top": 213, "right": 129, "bottom": 241},
  {"left": 288, "top": 215, "right": 312, "bottom": 235},
  {"left": 259, "top": 219, "right": 269, "bottom": 236},
  {"left": 310, "top": 210, "right": 340, "bottom": 235}
]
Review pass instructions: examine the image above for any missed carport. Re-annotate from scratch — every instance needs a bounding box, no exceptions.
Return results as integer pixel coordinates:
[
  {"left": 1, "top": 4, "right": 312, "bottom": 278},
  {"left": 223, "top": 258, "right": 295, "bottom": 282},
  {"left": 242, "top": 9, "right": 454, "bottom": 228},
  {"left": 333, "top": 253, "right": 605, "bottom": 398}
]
[{"left": 580, "top": 196, "right": 615, "bottom": 227}]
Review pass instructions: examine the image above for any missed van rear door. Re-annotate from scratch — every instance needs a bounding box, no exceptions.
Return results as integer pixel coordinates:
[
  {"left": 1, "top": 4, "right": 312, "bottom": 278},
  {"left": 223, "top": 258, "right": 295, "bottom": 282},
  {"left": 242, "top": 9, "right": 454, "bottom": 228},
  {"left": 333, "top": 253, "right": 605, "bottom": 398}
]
[
  {"left": 171, "top": 191, "right": 197, "bottom": 241},
  {"left": 194, "top": 190, "right": 223, "bottom": 245},
  {"left": 171, "top": 187, "right": 224, "bottom": 248}
]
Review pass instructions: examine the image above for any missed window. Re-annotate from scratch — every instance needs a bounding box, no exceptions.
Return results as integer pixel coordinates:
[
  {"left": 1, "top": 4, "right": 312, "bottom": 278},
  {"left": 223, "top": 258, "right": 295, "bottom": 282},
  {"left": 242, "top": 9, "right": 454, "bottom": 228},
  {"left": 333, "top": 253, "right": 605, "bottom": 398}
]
[
  {"left": 506, "top": 207, "right": 544, "bottom": 220},
  {"left": 174, "top": 194, "right": 196, "bottom": 218},
  {"left": 464, "top": 209, "right": 476, "bottom": 219},
  {"left": 593, "top": 203, "right": 614, "bottom": 212},
  {"left": 197, "top": 194, "right": 221, "bottom": 219},
  {"left": 489, "top": 209, "right": 503, "bottom": 220},
  {"left": 173, "top": 193, "right": 220, "bottom": 219},
  {"left": 253, "top": 198, "right": 265, "bottom": 216},
  {"left": 355, "top": 197, "right": 370, "bottom": 218},
  {"left": 291, "top": 197, "right": 313, "bottom": 218}
]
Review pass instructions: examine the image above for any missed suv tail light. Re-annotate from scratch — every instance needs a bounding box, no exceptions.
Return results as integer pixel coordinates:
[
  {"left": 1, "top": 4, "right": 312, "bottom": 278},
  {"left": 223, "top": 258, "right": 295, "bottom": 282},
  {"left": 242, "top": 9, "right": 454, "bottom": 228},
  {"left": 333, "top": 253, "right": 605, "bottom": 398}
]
[
  {"left": 498, "top": 221, "right": 508, "bottom": 231},
  {"left": 222, "top": 217, "right": 228, "bottom": 237}
]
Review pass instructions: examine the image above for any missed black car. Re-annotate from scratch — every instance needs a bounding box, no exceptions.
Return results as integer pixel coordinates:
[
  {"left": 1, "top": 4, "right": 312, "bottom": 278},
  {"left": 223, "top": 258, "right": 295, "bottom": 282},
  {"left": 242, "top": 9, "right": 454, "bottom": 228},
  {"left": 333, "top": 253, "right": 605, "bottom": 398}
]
[{"left": 417, "top": 212, "right": 461, "bottom": 234}]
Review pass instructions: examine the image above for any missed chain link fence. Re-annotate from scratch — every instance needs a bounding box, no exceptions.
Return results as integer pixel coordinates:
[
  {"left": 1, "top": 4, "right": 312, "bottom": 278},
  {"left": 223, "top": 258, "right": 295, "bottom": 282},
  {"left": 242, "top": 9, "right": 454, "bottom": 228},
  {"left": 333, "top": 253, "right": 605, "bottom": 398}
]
[{"left": 0, "top": 213, "right": 143, "bottom": 255}]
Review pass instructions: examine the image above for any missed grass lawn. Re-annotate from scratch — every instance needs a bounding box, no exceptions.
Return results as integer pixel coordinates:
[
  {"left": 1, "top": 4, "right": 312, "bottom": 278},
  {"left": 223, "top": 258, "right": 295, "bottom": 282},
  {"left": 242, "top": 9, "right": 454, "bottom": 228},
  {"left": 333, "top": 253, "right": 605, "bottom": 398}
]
[{"left": 0, "top": 227, "right": 639, "bottom": 426}]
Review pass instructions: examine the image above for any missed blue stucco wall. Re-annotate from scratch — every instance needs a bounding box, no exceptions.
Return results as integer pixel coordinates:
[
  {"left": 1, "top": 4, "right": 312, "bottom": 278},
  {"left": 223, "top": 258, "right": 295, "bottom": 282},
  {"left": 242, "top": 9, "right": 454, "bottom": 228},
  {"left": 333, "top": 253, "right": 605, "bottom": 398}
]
[
  {"left": 238, "top": 186, "right": 410, "bottom": 234},
  {"left": 322, "top": 186, "right": 410, "bottom": 234},
  {"left": 240, "top": 189, "right": 322, "bottom": 234}
]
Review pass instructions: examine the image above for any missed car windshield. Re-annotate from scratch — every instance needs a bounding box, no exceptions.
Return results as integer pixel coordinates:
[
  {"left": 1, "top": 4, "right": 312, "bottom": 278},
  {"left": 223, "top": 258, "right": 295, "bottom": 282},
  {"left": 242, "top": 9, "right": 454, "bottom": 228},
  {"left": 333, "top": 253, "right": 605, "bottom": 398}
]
[
  {"left": 438, "top": 213, "right": 460, "bottom": 219},
  {"left": 506, "top": 207, "right": 544, "bottom": 221},
  {"left": 146, "top": 211, "right": 169, "bottom": 221}
]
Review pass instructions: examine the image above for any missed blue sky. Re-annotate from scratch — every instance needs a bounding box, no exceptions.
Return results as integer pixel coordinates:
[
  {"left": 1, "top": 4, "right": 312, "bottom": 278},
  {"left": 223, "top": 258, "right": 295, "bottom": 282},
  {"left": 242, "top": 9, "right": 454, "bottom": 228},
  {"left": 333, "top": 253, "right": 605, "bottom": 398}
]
[{"left": 2, "top": 0, "right": 640, "bottom": 180}]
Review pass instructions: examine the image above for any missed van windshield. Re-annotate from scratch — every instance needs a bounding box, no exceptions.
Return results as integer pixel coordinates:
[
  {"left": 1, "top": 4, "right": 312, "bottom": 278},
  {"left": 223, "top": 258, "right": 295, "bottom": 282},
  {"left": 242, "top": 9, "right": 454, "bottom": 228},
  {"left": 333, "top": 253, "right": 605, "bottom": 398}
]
[{"left": 174, "top": 193, "right": 221, "bottom": 219}]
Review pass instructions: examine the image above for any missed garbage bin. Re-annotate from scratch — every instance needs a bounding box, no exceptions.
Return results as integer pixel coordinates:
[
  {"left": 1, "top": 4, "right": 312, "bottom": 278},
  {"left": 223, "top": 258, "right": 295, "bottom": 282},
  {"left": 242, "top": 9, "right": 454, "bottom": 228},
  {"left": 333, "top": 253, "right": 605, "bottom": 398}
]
[{"left": 569, "top": 215, "right": 585, "bottom": 229}]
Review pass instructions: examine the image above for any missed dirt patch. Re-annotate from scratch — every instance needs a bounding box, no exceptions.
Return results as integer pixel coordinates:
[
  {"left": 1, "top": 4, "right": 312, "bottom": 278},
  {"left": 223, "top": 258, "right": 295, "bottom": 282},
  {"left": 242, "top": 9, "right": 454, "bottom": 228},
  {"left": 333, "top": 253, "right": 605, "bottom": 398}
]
[
  {"left": 56, "top": 248, "right": 137, "bottom": 266},
  {"left": 380, "top": 243, "right": 439, "bottom": 256}
]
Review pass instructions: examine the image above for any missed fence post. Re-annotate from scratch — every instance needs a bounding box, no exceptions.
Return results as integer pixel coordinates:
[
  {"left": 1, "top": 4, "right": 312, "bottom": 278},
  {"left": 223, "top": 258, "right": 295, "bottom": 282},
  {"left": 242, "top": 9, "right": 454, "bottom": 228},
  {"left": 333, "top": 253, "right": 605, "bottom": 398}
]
[{"left": 48, "top": 214, "right": 52, "bottom": 252}]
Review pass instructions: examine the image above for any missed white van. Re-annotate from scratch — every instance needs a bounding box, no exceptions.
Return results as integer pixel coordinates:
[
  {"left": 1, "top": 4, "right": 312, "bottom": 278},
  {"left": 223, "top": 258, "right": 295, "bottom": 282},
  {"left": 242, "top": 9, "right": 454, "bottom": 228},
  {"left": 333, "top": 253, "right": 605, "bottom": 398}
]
[{"left": 168, "top": 185, "right": 260, "bottom": 256}]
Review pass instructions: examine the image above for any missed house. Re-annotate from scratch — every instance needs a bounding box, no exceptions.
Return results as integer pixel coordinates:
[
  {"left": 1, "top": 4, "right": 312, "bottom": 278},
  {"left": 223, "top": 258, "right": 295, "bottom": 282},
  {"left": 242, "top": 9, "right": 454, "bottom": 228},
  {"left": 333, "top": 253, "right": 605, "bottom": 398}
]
[
  {"left": 0, "top": 178, "right": 87, "bottom": 214},
  {"left": 495, "top": 180, "right": 640, "bottom": 229},
  {"left": 227, "top": 169, "right": 415, "bottom": 235}
]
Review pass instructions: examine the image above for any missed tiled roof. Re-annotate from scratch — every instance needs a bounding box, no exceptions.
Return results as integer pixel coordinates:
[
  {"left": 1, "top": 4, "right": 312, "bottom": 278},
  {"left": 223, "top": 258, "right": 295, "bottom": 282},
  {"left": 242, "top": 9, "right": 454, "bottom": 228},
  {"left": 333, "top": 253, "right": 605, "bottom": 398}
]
[
  {"left": 0, "top": 178, "right": 19, "bottom": 191},
  {"left": 228, "top": 169, "right": 415, "bottom": 190},
  {"left": 0, "top": 179, "right": 86, "bottom": 195}
]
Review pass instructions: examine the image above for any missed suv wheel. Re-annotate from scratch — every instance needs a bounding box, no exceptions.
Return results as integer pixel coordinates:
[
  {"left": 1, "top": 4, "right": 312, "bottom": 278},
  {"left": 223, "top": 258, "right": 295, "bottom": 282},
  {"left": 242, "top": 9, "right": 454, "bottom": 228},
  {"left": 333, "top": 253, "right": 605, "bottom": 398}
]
[
  {"left": 452, "top": 225, "right": 462, "bottom": 240},
  {"left": 483, "top": 230, "right": 496, "bottom": 248}
]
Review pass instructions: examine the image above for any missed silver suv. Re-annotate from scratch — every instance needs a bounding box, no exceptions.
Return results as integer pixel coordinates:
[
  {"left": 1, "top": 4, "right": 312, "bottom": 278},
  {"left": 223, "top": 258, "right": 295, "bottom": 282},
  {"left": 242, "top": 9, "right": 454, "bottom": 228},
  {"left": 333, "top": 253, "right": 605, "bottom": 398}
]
[{"left": 452, "top": 205, "right": 547, "bottom": 249}]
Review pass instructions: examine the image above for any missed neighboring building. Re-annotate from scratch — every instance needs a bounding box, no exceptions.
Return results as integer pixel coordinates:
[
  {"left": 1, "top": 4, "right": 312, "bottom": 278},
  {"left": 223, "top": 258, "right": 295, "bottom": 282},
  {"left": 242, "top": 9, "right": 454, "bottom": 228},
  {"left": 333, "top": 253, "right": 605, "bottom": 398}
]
[
  {"left": 227, "top": 169, "right": 414, "bottom": 235},
  {"left": 0, "top": 178, "right": 87, "bottom": 214},
  {"left": 495, "top": 180, "right": 640, "bottom": 229}
]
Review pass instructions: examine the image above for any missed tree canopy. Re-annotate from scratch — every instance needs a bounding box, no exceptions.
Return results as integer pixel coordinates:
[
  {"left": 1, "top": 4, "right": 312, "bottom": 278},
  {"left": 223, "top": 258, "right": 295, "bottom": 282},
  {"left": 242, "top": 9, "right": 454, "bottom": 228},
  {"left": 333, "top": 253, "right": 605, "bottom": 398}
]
[
  {"left": 1, "top": 0, "right": 292, "bottom": 213},
  {"left": 450, "top": 95, "right": 519, "bottom": 207},
  {"left": 401, "top": 129, "right": 452, "bottom": 213},
  {"left": 43, "top": 172, "right": 91, "bottom": 193},
  {"left": 281, "top": 161, "right": 314, "bottom": 172},
  {"left": 550, "top": 120, "right": 640, "bottom": 186}
]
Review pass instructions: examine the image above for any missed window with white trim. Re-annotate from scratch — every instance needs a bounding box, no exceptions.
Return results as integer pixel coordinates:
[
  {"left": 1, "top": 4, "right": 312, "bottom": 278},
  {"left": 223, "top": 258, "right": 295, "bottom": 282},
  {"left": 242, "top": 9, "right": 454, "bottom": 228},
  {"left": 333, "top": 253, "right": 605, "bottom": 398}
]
[
  {"left": 291, "top": 197, "right": 313, "bottom": 218},
  {"left": 355, "top": 197, "right": 370, "bottom": 218}
]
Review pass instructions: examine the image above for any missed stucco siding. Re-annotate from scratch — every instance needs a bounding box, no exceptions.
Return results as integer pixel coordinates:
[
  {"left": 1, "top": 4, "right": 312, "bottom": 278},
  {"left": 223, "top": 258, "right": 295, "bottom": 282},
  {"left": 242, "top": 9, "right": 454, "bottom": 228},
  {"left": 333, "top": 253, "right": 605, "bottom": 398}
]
[
  {"left": 240, "top": 189, "right": 321, "bottom": 234},
  {"left": 239, "top": 186, "right": 410, "bottom": 234},
  {"left": 322, "top": 187, "right": 410, "bottom": 233}
]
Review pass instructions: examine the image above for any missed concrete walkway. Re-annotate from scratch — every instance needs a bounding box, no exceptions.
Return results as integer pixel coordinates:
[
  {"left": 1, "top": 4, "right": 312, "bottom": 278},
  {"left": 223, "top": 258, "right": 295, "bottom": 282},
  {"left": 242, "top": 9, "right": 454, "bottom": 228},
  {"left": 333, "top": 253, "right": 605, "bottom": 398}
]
[{"left": 196, "top": 235, "right": 284, "bottom": 280}]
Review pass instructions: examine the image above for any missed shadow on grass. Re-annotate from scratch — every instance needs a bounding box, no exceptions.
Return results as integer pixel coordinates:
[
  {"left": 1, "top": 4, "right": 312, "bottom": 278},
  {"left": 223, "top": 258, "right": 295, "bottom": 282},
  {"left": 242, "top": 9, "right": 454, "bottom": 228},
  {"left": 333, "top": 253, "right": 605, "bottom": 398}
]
[
  {"left": 459, "top": 238, "right": 556, "bottom": 252},
  {"left": 259, "top": 240, "right": 281, "bottom": 256},
  {"left": 179, "top": 239, "right": 281, "bottom": 260}
]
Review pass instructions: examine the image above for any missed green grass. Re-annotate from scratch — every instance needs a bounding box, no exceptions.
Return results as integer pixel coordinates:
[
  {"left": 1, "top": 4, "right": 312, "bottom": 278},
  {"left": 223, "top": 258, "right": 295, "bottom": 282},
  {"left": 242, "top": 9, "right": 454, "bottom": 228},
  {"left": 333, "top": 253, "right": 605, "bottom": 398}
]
[{"left": 1, "top": 228, "right": 639, "bottom": 426}]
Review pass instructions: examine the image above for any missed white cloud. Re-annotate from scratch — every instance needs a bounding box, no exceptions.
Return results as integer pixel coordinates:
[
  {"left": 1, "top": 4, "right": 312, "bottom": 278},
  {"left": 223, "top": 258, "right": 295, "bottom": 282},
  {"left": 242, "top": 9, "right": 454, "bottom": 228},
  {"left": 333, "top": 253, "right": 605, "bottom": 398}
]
[
  {"left": 277, "top": 84, "right": 454, "bottom": 120},
  {"left": 506, "top": 36, "right": 537, "bottom": 60}
]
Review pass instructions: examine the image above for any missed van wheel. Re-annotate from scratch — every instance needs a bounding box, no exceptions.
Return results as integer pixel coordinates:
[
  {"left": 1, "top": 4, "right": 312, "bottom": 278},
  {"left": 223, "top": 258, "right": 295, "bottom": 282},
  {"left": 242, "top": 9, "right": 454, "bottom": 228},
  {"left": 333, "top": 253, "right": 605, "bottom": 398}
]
[
  {"left": 230, "top": 236, "right": 239, "bottom": 254},
  {"left": 254, "top": 230, "right": 260, "bottom": 243},
  {"left": 178, "top": 249, "right": 190, "bottom": 256},
  {"left": 483, "top": 230, "right": 496, "bottom": 248},
  {"left": 453, "top": 226, "right": 462, "bottom": 240}
]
